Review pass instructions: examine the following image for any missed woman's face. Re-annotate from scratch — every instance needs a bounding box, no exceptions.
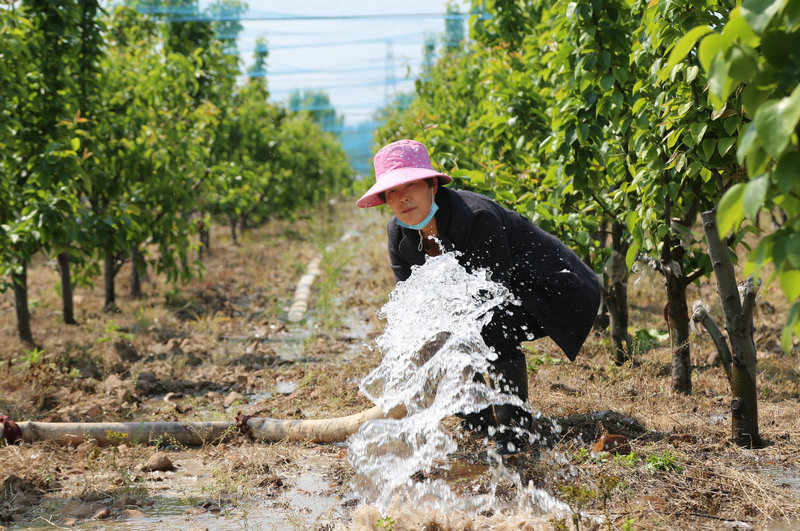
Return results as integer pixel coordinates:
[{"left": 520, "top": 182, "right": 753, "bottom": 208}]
[{"left": 384, "top": 179, "right": 437, "bottom": 226}]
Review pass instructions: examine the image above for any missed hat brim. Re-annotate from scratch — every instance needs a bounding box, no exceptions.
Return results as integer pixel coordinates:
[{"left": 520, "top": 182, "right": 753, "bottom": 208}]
[{"left": 356, "top": 168, "right": 452, "bottom": 208}]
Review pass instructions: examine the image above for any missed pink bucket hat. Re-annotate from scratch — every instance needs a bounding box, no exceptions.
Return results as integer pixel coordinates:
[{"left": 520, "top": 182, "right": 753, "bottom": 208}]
[{"left": 356, "top": 139, "right": 452, "bottom": 208}]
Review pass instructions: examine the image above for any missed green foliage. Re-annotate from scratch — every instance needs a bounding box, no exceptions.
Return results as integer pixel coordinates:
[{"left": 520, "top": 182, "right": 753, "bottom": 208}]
[
  {"left": 0, "top": 1, "right": 353, "bottom": 339},
  {"left": 646, "top": 450, "right": 683, "bottom": 473},
  {"left": 680, "top": 0, "right": 800, "bottom": 349},
  {"left": 560, "top": 484, "right": 596, "bottom": 531},
  {"left": 630, "top": 328, "right": 669, "bottom": 354},
  {"left": 523, "top": 347, "right": 563, "bottom": 373},
  {"left": 572, "top": 447, "right": 608, "bottom": 464},
  {"left": 375, "top": 0, "right": 787, "bottom": 379},
  {"left": 614, "top": 452, "right": 639, "bottom": 467},
  {"left": 20, "top": 347, "right": 44, "bottom": 367},
  {"left": 376, "top": 516, "right": 395, "bottom": 530}
]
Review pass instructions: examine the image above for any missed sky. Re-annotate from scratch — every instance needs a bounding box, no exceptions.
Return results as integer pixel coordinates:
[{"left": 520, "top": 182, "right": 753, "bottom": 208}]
[{"left": 228, "top": 1, "right": 466, "bottom": 126}]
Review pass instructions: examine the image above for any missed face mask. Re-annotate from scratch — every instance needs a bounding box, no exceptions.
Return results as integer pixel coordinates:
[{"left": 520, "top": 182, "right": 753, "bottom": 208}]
[{"left": 396, "top": 201, "right": 438, "bottom": 230}]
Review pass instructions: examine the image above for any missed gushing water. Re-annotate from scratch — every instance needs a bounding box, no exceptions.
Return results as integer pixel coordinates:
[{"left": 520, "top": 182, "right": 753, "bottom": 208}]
[{"left": 348, "top": 252, "right": 569, "bottom": 517}]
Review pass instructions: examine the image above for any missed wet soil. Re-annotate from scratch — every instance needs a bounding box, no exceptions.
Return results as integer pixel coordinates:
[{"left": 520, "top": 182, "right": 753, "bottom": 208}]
[{"left": 1, "top": 199, "right": 799, "bottom": 530}]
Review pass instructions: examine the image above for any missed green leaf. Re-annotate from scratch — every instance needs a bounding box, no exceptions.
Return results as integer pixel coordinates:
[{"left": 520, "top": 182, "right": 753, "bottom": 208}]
[
  {"left": 754, "top": 86, "right": 800, "bottom": 157},
  {"left": 690, "top": 122, "right": 708, "bottom": 144},
  {"left": 626, "top": 242, "right": 640, "bottom": 271},
  {"left": 702, "top": 138, "right": 717, "bottom": 160},
  {"left": 708, "top": 54, "right": 733, "bottom": 109},
  {"left": 717, "top": 183, "right": 746, "bottom": 236},
  {"left": 745, "top": 236, "right": 774, "bottom": 278},
  {"left": 723, "top": 116, "right": 739, "bottom": 136},
  {"left": 667, "top": 25, "right": 713, "bottom": 69},
  {"left": 787, "top": 233, "right": 800, "bottom": 268},
  {"left": 721, "top": 8, "right": 761, "bottom": 46},
  {"left": 632, "top": 97, "right": 647, "bottom": 115},
  {"left": 625, "top": 211, "right": 636, "bottom": 236},
  {"left": 70, "top": 137, "right": 80, "bottom": 151},
  {"left": 746, "top": 145, "right": 771, "bottom": 177},
  {"left": 698, "top": 33, "right": 724, "bottom": 72},
  {"left": 778, "top": 269, "right": 800, "bottom": 301},
  {"left": 742, "top": 175, "right": 769, "bottom": 220},
  {"left": 717, "top": 137, "right": 736, "bottom": 157},
  {"left": 740, "top": 0, "right": 787, "bottom": 34},
  {"left": 577, "top": 124, "right": 589, "bottom": 143},
  {"left": 727, "top": 46, "right": 758, "bottom": 84},
  {"left": 775, "top": 152, "right": 800, "bottom": 193},
  {"left": 782, "top": 302, "right": 800, "bottom": 353},
  {"left": 737, "top": 123, "right": 758, "bottom": 163}
]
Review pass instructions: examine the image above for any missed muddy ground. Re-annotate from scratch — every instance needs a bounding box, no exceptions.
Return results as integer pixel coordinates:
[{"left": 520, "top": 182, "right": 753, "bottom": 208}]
[{"left": 1, "top": 199, "right": 799, "bottom": 530}]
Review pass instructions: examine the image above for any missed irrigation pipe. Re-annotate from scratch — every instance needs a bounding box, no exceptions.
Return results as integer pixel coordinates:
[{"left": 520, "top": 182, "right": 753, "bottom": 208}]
[
  {"left": 1, "top": 406, "right": 406, "bottom": 447},
  {"left": 287, "top": 254, "right": 321, "bottom": 322}
]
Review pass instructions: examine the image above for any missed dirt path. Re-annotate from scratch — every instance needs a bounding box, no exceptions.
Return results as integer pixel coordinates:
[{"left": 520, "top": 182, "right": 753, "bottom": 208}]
[{"left": 2, "top": 198, "right": 800, "bottom": 530}]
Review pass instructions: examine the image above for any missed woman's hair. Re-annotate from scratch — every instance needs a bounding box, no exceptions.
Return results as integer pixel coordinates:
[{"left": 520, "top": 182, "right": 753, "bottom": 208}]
[{"left": 378, "top": 177, "right": 436, "bottom": 203}]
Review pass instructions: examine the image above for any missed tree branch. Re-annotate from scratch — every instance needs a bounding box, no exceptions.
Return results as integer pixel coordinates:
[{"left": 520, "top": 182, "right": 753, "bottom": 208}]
[
  {"left": 685, "top": 267, "right": 707, "bottom": 285},
  {"left": 692, "top": 301, "right": 733, "bottom": 384}
]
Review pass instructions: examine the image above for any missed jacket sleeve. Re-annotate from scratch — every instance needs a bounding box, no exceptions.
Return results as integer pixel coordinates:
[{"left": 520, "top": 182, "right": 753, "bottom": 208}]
[{"left": 387, "top": 220, "right": 412, "bottom": 283}]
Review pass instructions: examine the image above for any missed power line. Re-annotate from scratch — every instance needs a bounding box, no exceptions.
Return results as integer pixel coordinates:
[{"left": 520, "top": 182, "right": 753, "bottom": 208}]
[{"left": 136, "top": 6, "right": 475, "bottom": 22}]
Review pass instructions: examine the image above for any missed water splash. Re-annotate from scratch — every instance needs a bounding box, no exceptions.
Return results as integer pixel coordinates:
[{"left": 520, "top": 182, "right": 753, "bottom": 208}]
[{"left": 348, "top": 252, "right": 567, "bottom": 516}]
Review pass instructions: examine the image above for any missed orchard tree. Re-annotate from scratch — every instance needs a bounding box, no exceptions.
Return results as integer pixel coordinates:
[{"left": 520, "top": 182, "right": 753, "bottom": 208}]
[
  {"left": 56, "top": 0, "right": 105, "bottom": 323},
  {"left": 0, "top": 2, "right": 39, "bottom": 343},
  {"left": 695, "top": 0, "right": 800, "bottom": 350},
  {"left": 83, "top": 5, "right": 217, "bottom": 309},
  {"left": 0, "top": 1, "right": 83, "bottom": 342},
  {"left": 622, "top": 0, "right": 749, "bottom": 392},
  {"left": 676, "top": 0, "right": 800, "bottom": 447}
]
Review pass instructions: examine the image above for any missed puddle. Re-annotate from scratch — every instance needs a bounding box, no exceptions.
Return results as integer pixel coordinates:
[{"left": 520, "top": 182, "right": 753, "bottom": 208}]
[
  {"left": 12, "top": 457, "right": 349, "bottom": 530},
  {"left": 763, "top": 467, "right": 800, "bottom": 492}
]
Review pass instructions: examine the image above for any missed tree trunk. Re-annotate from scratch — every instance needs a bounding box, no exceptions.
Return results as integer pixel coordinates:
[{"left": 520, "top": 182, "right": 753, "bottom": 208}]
[
  {"left": 198, "top": 219, "right": 209, "bottom": 259},
  {"left": 12, "top": 263, "right": 34, "bottom": 344},
  {"left": 229, "top": 215, "right": 238, "bottom": 245},
  {"left": 664, "top": 269, "right": 691, "bottom": 393},
  {"left": 607, "top": 278, "right": 630, "bottom": 365},
  {"left": 104, "top": 250, "right": 117, "bottom": 311},
  {"left": 606, "top": 222, "right": 630, "bottom": 365},
  {"left": 701, "top": 209, "right": 762, "bottom": 447},
  {"left": 57, "top": 251, "right": 76, "bottom": 325},
  {"left": 130, "top": 246, "right": 147, "bottom": 298}
]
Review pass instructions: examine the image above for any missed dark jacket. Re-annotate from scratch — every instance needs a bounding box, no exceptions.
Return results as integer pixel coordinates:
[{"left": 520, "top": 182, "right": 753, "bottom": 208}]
[{"left": 387, "top": 187, "right": 600, "bottom": 361}]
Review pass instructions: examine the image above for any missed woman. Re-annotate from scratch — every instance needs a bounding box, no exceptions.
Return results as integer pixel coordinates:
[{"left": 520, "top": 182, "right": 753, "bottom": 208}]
[{"left": 358, "top": 139, "right": 600, "bottom": 453}]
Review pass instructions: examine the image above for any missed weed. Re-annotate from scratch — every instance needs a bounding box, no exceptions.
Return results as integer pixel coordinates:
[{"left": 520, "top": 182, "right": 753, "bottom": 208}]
[
  {"left": 133, "top": 306, "right": 152, "bottom": 330},
  {"left": 97, "top": 320, "right": 133, "bottom": 344},
  {"left": 597, "top": 474, "right": 621, "bottom": 530},
  {"left": 622, "top": 517, "right": 637, "bottom": 530},
  {"left": 572, "top": 447, "right": 591, "bottom": 463},
  {"left": 560, "top": 484, "right": 596, "bottom": 531},
  {"left": 614, "top": 452, "right": 638, "bottom": 467},
  {"left": 376, "top": 516, "right": 395, "bottom": 530},
  {"left": 573, "top": 447, "right": 608, "bottom": 464},
  {"left": 630, "top": 327, "right": 669, "bottom": 354},
  {"left": 524, "top": 347, "right": 563, "bottom": 373},
  {"left": 646, "top": 450, "right": 683, "bottom": 473},
  {"left": 315, "top": 247, "right": 347, "bottom": 330},
  {"left": 19, "top": 347, "right": 44, "bottom": 367}
]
